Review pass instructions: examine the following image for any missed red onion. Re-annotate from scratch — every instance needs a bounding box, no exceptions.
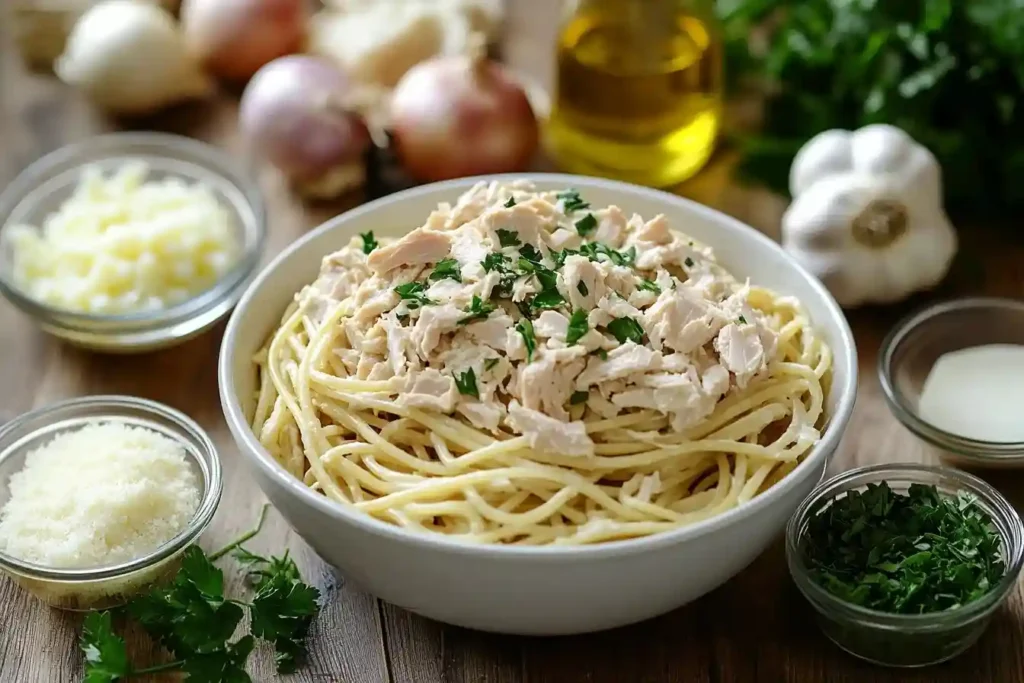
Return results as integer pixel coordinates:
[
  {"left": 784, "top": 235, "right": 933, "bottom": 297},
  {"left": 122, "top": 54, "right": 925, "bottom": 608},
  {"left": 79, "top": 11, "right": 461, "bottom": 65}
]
[
  {"left": 180, "top": 0, "right": 306, "bottom": 82},
  {"left": 390, "top": 40, "right": 539, "bottom": 183},
  {"left": 240, "top": 55, "right": 371, "bottom": 198}
]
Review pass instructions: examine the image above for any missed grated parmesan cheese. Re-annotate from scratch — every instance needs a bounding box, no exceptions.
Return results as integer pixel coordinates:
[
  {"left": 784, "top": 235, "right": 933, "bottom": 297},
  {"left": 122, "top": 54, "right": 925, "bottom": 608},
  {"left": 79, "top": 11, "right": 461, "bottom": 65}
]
[
  {"left": 0, "top": 422, "right": 200, "bottom": 569},
  {"left": 5, "top": 160, "right": 240, "bottom": 315}
]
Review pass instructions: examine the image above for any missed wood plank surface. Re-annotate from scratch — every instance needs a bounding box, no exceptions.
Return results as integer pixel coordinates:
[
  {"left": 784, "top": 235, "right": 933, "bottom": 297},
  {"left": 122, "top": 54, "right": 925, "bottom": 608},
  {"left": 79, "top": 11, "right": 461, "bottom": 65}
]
[{"left": 2, "top": 2, "right": 1024, "bottom": 682}]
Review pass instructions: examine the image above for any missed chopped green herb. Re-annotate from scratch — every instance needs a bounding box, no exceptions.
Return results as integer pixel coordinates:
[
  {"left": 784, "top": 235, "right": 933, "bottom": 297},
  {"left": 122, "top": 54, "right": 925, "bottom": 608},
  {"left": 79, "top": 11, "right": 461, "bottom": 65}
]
[
  {"left": 504, "top": 196, "right": 516, "bottom": 208},
  {"left": 393, "top": 282, "right": 433, "bottom": 309},
  {"left": 482, "top": 252, "right": 517, "bottom": 298},
  {"left": 803, "top": 482, "right": 1005, "bottom": 615},
  {"left": 516, "top": 299, "right": 534, "bottom": 319},
  {"left": 429, "top": 257, "right": 462, "bottom": 283},
  {"left": 576, "top": 281, "right": 589, "bottom": 297},
  {"left": 637, "top": 278, "right": 661, "bottom": 294},
  {"left": 607, "top": 317, "right": 645, "bottom": 344},
  {"left": 579, "top": 242, "right": 636, "bottom": 268},
  {"left": 595, "top": 349, "right": 609, "bottom": 360},
  {"left": 532, "top": 290, "right": 565, "bottom": 310},
  {"left": 458, "top": 295, "right": 496, "bottom": 325},
  {"left": 519, "top": 244, "right": 543, "bottom": 264},
  {"left": 574, "top": 213, "right": 598, "bottom": 237},
  {"left": 359, "top": 231, "right": 378, "bottom": 255},
  {"left": 739, "top": 315, "right": 748, "bottom": 324},
  {"left": 551, "top": 248, "right": 577, "bottom": 269},
  {"left": 482, "top": 252, "right": 510, "bottom": 273},
  {"left": 570, "top": 390, "right": 589, "bottom": 405},
  {"left": 497, "top": 229, "right": 521, "bottom": 247},
  {"left": 684, "top": 257, "right": 695, "bottom": 267},
  {"left": 565, "top": 309, "right": 589, "bottom": 345},
  {"left": 516, "top": 318, "right": 536, "bottom": 361},
  {"left": 484, "top": 358, "right": 499, "bottom": 371},
  {"left": 454, "top": 368, "right": 479, "bottom": 399},
  {"left": 557, "top": 188, "right": 589, "bottom": 213}
]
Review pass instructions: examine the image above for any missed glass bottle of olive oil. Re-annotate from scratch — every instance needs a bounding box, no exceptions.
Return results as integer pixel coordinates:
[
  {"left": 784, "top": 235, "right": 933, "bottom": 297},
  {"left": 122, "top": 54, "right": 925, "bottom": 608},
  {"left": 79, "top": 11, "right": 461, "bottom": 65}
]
[{"left": 545, "top": 0, "right": 723, "bottom": 188}]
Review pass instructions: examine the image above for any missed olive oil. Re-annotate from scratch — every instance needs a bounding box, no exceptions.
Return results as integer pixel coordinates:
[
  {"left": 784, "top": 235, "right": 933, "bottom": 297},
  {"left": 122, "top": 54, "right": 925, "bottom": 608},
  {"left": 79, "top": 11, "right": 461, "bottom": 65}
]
[{"left": 546, "top": 0, "right": 723, "bottom": 188}]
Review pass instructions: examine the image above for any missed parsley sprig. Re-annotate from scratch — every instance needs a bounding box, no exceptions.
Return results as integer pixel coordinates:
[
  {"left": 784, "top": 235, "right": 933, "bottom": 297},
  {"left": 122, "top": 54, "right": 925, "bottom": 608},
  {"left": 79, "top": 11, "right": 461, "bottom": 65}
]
[
  {"left": 429, "top": 257, "right": 462, "bottom": 283},
  {"left": 393, "top": 281, "right": 433, "bottom": 310},
  {"left": 359, "top": 231, "right": 378, "bottom": 255},
  {"left": 607, "top": 317, "right": 645, "bottom": 344},
  {"left": 565, "top": 309, "right": 589, "bottom": 345},
  {"left": 79, "top": 506, "right": 320, "bottom": 682},
  {"left": 803, "top": 482, "right": 1005, "bottom": 614},
  {"left": 458, "top": 295, "right": 496, "bottom": 325}
]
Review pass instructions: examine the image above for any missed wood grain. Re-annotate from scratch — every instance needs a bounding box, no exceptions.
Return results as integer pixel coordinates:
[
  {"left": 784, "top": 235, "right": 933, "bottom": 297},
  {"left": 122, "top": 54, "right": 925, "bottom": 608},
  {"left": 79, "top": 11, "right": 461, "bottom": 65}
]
[{"left": 3, "top": 1, "right": 1024, "bottom": 682}]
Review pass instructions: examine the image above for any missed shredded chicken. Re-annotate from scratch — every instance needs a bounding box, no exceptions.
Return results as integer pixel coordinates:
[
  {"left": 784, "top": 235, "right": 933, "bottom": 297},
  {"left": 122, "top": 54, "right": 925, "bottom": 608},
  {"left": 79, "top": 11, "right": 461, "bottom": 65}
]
[{"left": 296, "top": 181, "right": 782, "bottom": 454}]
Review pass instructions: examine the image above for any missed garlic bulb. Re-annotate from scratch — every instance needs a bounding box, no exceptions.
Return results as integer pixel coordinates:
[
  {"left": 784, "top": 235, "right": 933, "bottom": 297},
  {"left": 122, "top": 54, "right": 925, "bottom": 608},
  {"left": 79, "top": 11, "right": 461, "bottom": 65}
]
[{"left": 55, "top": 0, "right": 210, "bottom": 115}]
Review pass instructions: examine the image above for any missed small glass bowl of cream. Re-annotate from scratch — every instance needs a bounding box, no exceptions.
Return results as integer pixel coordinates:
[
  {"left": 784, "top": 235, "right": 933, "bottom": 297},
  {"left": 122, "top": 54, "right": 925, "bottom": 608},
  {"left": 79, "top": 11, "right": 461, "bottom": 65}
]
[
  {"left": 0, "top": 132, "right": 266, "bottom": 353},
  {"left": 0, "top": 395, "right": 222, "bottom": 611},
  {"left": 787, "top": 463, "right": 1024, "bottom": 668},
  {"left": 879, "top": 297, "right": 1024, "bottom": 467}
]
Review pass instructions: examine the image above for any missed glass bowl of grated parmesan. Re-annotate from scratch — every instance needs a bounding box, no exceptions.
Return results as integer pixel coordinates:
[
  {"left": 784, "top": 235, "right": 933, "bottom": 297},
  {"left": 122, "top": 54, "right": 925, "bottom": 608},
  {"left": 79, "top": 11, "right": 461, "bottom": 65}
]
[
  {"left": 0, "top": 132, "right": 266, "bottom": 353},
  {"left": 0, "top": 395, "right": 222, "bottom": 611}
]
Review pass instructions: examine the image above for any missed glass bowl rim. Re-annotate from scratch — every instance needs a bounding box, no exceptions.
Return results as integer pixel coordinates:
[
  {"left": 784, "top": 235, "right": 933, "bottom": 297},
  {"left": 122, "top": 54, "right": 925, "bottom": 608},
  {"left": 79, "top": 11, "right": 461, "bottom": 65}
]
[
  {"left": 0, "top": 132, "right": 266, "bottom": 332},
  {"left": 878, "top": 297, "right": 1024, "bottom": 459},
  {"left": 786, "top": 463, "right": 1024, "bottom": 632},
  {"left": 0, "top": 395, "right": 223, "bottom": 582}
]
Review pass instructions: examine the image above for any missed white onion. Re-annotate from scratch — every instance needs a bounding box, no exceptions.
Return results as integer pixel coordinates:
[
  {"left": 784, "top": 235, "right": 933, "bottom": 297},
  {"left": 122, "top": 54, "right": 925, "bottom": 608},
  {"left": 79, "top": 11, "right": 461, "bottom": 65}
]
[
  {"left": 180, "top": 0, "right": 306, "bottom": 82},
  {"left": 390, "top": 41, "right": 538, "bottom": 183},
  {"left": 240, "top": 56, "right": 371, "bottom": 198}
]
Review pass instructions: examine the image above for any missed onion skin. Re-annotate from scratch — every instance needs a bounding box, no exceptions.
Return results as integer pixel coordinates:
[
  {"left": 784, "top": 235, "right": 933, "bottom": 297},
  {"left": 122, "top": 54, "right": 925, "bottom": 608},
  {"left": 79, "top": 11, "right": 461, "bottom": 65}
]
[
  {"left": 239, "top": 55, "right": 371, "bottom": 197},
  {"left": 391, "top": 53, "right": 539, "bottom": 183},
  {"left": 180, "top": 0, "right": 306, "bottom": 82}
]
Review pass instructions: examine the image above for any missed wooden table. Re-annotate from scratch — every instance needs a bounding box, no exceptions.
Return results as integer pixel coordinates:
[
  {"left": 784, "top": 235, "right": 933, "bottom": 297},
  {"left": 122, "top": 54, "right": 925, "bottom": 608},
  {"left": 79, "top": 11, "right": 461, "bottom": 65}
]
[{"left": 3, "top": 3, "right": 1024, "bottom": 682}]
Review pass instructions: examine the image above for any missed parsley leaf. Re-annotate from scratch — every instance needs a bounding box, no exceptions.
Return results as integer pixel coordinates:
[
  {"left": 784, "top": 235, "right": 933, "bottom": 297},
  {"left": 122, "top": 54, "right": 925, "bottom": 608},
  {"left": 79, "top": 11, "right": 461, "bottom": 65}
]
[
  {"left": 181, "top": 635, "right": 254, "bottom": 683},
  {"left": 565, "top": 309, "right": 589, "bottom": 345},
  {"left": 739, "top": 315, "right": 748, "bottom": 324},
  {"left": 482, "top": 252, "right": 510, "bottom": 273},
  {"left": 579, "top": 242, "right": 636, "bottom": 267},
  {"left": 574, "top": 213, "right": 598, "bottom": 237},
  {"left": 607, "top": 317, "right": 645, "bottom": 344},
  {"left": 532, "top": 290, "right": 565, "bottom": 311},
  {"left": 551, "top": 248, "right": 577, "bottom": 269},
  {"left": 570, "top": 390, "right": 589, "bottom": 405},
  {"left": 454, "top": 368, "right": 480, "bottom": 398},
  {"left": 504, "top": 196, "right": 516, "bottom": 208},
  {"left": 429, "top": 257, "right": 462, "bottom": 283},
  {"left": 516, "top": 318, "right": 536, "bottom": 361},
  {"left": 458, "top": 295, "right": 496, "bottom": 325},
  {"left": 81, "top": 612, "right": 129, "bottom": 683},
  {"left": 595, "top": 349, "right": 609, "bottom": 360},
  {"left": 393, "top": 281, "right": 433, "bottom": 309},
  {"left": 557, "top": 188, "right": 589, "bottom": 213},
  {"left": 637, "top": 278, "right": 661, "bottom": 294},
  {"left": 519, "top": 244, "right": 543, "bottom": 265},
  {"left": 484, "top": 357, "right": 499, "bottom": 371},
  {"left": 359, "top": 231, "right": 378, "bottom": 255},
  {"left": 684, "top": 256, "right": 695, "bottom": 267},
  {"left": 577, "top": 281, "right": 589, "bottom": 296},
  {"left": 497, "top": 229, "right": 521, "bottom": 247},
  {"left": 482, "top": 252, "right": 517, "bottom": 298}
]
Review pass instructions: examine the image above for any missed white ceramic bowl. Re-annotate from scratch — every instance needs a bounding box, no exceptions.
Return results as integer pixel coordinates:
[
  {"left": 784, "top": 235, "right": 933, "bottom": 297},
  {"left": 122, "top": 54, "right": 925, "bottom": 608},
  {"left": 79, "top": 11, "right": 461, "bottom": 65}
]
[{"left": 218, "top": 174, "right": 858, "bottom": 635}]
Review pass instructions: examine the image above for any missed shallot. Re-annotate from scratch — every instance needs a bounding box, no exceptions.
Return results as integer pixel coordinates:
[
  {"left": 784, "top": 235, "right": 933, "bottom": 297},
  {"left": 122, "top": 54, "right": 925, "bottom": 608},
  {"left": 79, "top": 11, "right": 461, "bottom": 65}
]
[
  {"left": 240, "top": 55, "right": 371, "bottom": 198},
  {"left": 390, "top": 36, "right": 538, "bottom": 182},
  {"left": 180, "top": 0, "right": 306, "bottom": 82}
]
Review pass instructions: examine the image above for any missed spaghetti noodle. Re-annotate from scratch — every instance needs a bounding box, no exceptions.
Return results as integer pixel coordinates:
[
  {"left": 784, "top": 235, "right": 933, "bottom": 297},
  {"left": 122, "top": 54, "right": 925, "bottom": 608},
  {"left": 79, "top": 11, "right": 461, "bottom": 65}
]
[{"left": 250, "top": 181, "right": 831, "bottom": 545}]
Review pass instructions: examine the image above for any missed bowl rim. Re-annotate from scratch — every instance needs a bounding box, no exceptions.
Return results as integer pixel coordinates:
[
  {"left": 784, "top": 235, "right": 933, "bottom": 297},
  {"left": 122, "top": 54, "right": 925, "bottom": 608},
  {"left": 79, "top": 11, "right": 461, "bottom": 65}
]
[
  {"left": 0, "top": 132, "right": 267, "bottom": 333},
  {"left": 0, "top": 395, "right": 223, "bottom": 581},
  {"left": 878, "top": 297, "right": 1024, "bottom": 459},
  {"left": 785, "top": 462, "right": 1024, "bottom": 631},
  {"left": 218, "top": 172, "right": 859, "bottom": 559}
]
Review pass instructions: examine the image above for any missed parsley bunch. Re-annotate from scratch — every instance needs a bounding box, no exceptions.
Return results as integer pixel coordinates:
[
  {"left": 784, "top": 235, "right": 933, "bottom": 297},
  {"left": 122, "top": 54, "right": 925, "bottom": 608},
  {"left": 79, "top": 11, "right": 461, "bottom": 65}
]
[
  {"left": 79, "top": 506, "right": 320, "bottom": 682},
  {"left": 802, "top": 482, "right": 1005, "bottom": 614}
]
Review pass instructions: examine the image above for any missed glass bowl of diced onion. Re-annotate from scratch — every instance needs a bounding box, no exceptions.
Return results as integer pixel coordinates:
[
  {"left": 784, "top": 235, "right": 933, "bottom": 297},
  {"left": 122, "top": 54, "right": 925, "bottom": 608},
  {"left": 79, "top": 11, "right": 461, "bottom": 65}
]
[
  {"left": 0, "top": 132, "right": 266, "bottom": 352},
  {"left": 0, "top": 395, "right": 222, "bottom": 611}
]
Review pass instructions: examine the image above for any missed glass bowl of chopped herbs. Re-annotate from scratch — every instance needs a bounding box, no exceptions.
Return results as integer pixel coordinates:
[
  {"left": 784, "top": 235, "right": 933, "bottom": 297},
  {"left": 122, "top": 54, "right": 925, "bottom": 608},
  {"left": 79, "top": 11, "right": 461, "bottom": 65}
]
[{"left": 786, "top": 463, "right": 1024, "bottom": 668}]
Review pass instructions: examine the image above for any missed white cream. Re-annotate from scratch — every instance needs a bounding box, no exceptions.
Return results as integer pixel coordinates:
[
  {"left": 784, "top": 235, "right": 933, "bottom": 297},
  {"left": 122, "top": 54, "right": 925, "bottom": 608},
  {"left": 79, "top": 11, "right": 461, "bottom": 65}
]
[{"left": 918, "top": 344, "right": 1024, "bottom": 442}]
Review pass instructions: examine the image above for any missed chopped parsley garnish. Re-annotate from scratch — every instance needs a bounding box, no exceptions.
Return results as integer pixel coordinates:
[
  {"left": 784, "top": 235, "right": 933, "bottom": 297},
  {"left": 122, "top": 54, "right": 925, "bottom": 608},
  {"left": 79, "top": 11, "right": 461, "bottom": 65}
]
[
  {"left": 484, "top": 358, "right": 499, "bottom": 371},
  {"left": 483, "top": 252, "right": 510, "bottom": 273},
  {"left": 607, "top": 317, "right": 645, "bottom": 344},
  {"left": 458, "top": 295, "right": 496, "bottom": 325},
  {"left": 557, "top": 189, "right": 589, "bottom": 213},
  {"left": 684, "top": 257, "right": 695, "bottom": 267},
  {"left": 803, "top": 482, "right": 1005, "bottom": 615},
  {"left": 393, "top": 281, "right": 433, "bottom": 309},
  {"left": 595, "top": 349, "right": 609, "bottom": 360},
  {"left": 532, "top": 290, "right": 565, "bottom": 310},
  {"left": 739, "top": 315, "right": 748, "bottom": 324},
  {"left": 482, "top": 252, "right": 517, "bottom": 298},
  {"left": 497, "top": 229, "right": 521, "bottom": 247},
  {"left": 519, "top": 243, "right": 543, "bottom": 264},
  {"left": 504, "top": 196, "right": 516, "bottom": 208},
  {"left": 570, "top": 390, "right": 589, "bottom": 405},
  {"left": 574, "top": 213, "right": 598, "bottom": 237},
  {"left": 454, "top": 368, "right": 479, "bottom": 398},
  {"left": 429, "top": 257, "right": 462, "bottom": 283},
  {"left": 516, "top": 318, "right": 536, "bottom": 361},
  {"left": 579, "top": 242, "right": 636, "bottom": 267},
  {"left": 551, "top": 248, "right": 576, "bottom": 269},
  {"left": 565, "top": 309, "right": 589, "bottom": 345},
  {"left": 637, "top": 278, "right": 661, "bottom": 294},
  {"left": 516, "top": 299, "right": 534, "bottom": 319},
  {"left": 576, "top": 281, "right": 589, "bottom": 296},
  {"left": 359, "top": 231, "right": 378, "bottom": 254}
]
